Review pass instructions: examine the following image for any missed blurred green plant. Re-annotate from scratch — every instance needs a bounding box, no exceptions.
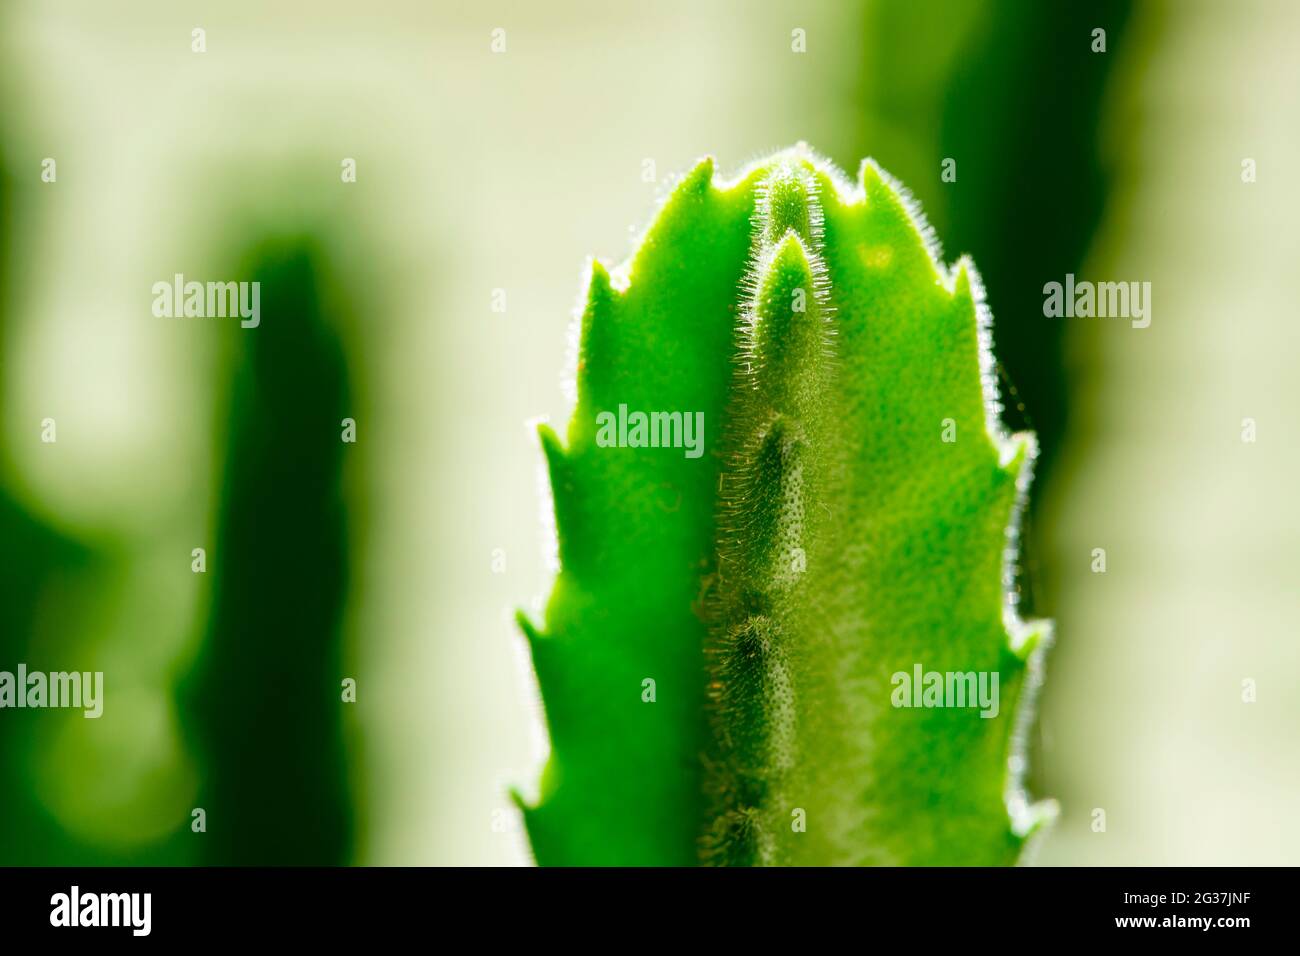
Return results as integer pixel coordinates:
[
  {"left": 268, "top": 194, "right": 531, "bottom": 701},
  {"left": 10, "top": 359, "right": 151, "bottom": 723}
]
[
  {"left": 177, "top": 236, "right": 357, "bottom": 865},
  {"left": 1, "top": 171, "right": 359, "bottom": 863},
  {"left": 0, "top": 142, "right": 122, "bottom": 865},
  {"left": 518, "top": 148, "right": 1052, "bottom": 866}
]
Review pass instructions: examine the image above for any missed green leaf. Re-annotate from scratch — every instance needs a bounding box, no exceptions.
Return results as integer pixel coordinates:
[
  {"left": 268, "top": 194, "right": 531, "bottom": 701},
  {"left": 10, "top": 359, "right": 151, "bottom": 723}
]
[{"left": 518, "top": 146, "right": 1053, "bottom": 866}]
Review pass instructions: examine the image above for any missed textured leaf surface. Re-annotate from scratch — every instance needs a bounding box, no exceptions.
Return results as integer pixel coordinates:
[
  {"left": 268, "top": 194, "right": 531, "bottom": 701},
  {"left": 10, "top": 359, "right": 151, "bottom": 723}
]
[{"left": 519, "top": 146, "right": 1052, "bottom": 866}]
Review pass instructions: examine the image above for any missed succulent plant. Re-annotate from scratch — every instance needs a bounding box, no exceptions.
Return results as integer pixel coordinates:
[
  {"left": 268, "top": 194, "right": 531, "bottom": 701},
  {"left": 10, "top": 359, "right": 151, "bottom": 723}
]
[{"left": 517, "top": 145, "right": 1053, "bottom": 866}]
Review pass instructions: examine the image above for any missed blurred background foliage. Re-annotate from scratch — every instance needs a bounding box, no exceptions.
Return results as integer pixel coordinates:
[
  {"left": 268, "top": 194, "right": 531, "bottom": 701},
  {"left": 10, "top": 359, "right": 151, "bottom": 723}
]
[
  {"left": 1, "top": 0, "right": 1297, "bottom": 866},
  {"left": 177, "top": 236, "right": 357, "bottom": 866}
]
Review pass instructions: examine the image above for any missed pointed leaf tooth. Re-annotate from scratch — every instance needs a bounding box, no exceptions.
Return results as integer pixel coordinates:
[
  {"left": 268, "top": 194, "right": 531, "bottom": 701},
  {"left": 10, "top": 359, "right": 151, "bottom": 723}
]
[
  {"left": 859, "top": 157, "right": 944, "bottom": 283},
  {"left": 1010, "top": 797, "right": 1060, "bottom": 843},
  {"left": 1007, "top": 618, "right": 1052, "bottom": 664},
  {"left": 537, "top": 422, "right": 582, "bottom": 571},
  {"left": 516, "top": 608, "right": 545, "bottom": 645},
  {"left": 998, "top": 430, "right": 1036, "bottom": 481},
  {"left": 538, "top": 422, "right": 569, "bottom": 491},
  {"left": 950, "top": 254, "right": 982, "bottom": 302},
  {"left": 584, "top": 256, "right": 614, "bottom": 306},
  {"left": 858, "top": 156, "right": 885, "bottom": 197},
  {"left": 538, "top": 420, "right": 566, "bottom": 459},
  {"left": 572, "top": 258, "right": 621, "bottom": 421},
  {"left": 508, "top": 784, "right": 532, "bottom": 813},
  {"left": 677, "top": 154, "right": 716, "bottom": 196}
]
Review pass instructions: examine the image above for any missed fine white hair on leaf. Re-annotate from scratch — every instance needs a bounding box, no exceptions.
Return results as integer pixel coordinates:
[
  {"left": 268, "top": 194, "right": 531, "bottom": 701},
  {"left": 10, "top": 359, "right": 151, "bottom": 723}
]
[{"left": 526, "top": 415, "right": 560, "bottom": 578}]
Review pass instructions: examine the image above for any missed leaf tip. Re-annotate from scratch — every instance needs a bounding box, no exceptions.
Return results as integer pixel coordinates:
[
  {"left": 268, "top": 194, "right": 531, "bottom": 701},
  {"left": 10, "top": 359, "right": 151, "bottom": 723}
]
[
  {"left": 950, "top": 254, "right": 982, "bottom": 300},
  {"left": 857, "top": 156, "right": 885, "bottom": 197},
  {"left": 1011, "top": 796, "right": 1060, "bottom": 845},
  {"left": 680, "top": 154, "right": 716, "bottom": 193},
  {"left": 586, "top": 255, "right": 612, "bottom": 293},
  {"left": 996, "top": 429, "right": 1034, "bottom": 470},
  {"left": 508, "top": 784, "right": 534, "bottom": 813},
  {"left": 537, "top": 421, "right": 566, "bottom": 461},
  {"left": 516, "top": 608, "right": 544, "bottom": 644}
]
